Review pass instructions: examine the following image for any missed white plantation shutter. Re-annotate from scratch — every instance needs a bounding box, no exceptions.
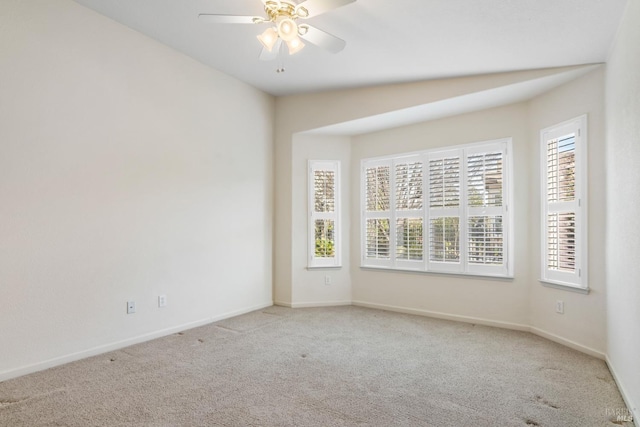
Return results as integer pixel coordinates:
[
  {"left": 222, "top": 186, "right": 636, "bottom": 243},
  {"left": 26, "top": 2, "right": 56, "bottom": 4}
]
[
  {"left": 395, "top": 157, "right": 424, "bottom": 269},
  {"left": 361, "top": 138, "right": 513, "bottom": 278},
  {"left": 366, "top": 219, "right": 390, "bottom": 259},
  {"left": 363, "top": 160, "right": 392, "bottom": 266},
  {"left": 309, "top": 161, "right": 340, "bottom": 268},
  {"left": 541, "top": 116, "right": 587, "bottom": 289},
  {"left": 547, "top": 212, "right": 577, "bottom": 271},
  {"left": 427, "top": 150, "right": 462, "bottom": 273},
  {"left": 466, "top": 144, "right": 509, "bottom": 276}
]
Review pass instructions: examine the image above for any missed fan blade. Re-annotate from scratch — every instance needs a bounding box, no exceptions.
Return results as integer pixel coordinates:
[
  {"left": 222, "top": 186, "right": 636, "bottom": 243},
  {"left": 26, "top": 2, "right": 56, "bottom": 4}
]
[
  {"left": 300, "top": 25, "right": 346, "bottom": 53},
  {"left": 260, "top": 39, "right": 283, "bottom": 61},
  {"left": 198, "top": 14, "right": 260, "bottom": 24},
  {"left": 296, "top": 0, "right": 356, "bottom": 18}
]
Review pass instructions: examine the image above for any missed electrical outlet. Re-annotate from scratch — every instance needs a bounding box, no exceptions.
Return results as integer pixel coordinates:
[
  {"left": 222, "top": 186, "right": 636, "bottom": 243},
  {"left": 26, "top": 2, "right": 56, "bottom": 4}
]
[
  {"left": 158, "top": 295, "right": 167, "bottom": 308},
  {"left": 556, "top": 300, "right": 564, "bottom": 314},
  {"left": 324, "top": 275, "right": 332, "bottom": 285},
  {"left": 127, "top": 301, "right": 136, "bottom": 314}
]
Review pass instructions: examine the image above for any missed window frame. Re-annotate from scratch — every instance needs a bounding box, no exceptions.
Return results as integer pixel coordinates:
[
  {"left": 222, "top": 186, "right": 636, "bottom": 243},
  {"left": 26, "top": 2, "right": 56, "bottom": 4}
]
[
  {"left": 360, "top": 138, "right": 514, "bottom": 279},
  {"left": 308, "top": 160, "right": 341, "bottom": 269},
  {"left": 540, "top": 115, "right": 588, "bottom": 291}
]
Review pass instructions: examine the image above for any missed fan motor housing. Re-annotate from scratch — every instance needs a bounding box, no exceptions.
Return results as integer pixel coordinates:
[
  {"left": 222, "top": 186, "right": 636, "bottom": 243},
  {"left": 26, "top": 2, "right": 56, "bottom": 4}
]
[{"left": 264, "top": 1, "right": 308, "bottom": 21}]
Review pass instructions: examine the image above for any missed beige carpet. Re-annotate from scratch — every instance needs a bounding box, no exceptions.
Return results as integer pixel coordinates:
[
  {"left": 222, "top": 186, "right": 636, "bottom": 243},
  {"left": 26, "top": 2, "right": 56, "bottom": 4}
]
[{"left": 0, "top": 306, "right": 632, "bottom": 426}]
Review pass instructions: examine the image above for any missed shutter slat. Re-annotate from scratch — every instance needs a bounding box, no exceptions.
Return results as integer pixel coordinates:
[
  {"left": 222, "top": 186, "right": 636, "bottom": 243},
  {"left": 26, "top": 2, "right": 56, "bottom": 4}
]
[
  {"left": 430, "top": 157, "right": 460, "bottom": 208},
  {"left": 547, "top": 135, "right": 576, "bottom": 203},
  {"left": 468, "top": 215, "right": 504, "bottom": 265},
  {"left": 429, "top": 217, "right": 460, "bottom": 262},
  {"left": 467, "top": 151, "right": 503, "bottom": 208},
  {"left": 396, "top": 218, "right": 423, "bottom": 261},
  {"left": 314, "top": 219, "right": 336, "bottom": 258},
  {"left": 547, "top": 212, "right": 576, "bottom": 272},
  {"left": 314, "top": 170, "right": 335, "bottom": 213},
  {"left": 396, "top": 161, "right": 423, "bottom": 210},
  {"left": 366, "top": 166, "right": 390, "bottom": 211},
  {"left": 366, "top": 219, "right": 390, "bottom": 259}
]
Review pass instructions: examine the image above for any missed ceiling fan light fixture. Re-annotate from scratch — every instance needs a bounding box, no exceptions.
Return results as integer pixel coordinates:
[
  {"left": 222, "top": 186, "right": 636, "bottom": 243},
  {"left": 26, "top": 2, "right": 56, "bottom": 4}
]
[
  {"left": 257, "top": 27, "right": 279, "bottom": 51},
  {"left": 277, "top": 17, "right": 298, "bottom": 42},
  {"left": 199, "top": 0, "right": 354, "bottom": 62},
  {"left": 286, "top": 37, "right": 305, "bottom": 55}
]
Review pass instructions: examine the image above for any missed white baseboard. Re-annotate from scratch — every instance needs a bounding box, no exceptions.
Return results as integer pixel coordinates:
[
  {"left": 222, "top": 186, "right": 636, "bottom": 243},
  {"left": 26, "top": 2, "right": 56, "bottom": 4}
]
[
  {"left": 352, "top": 300, "right": 606, "bottom": 360},
  {"left": 289, "top": 300, "right": 352, "bottom": 308},
  {"left": 530, "top": 327, "right": 605, "bottom": 360},
  {"left": 606, "top": 356, "right": 639, "bottom": 427},
  {"left": 4, "top": 296, "right": 617, "bottom": 393},
  {"left": 273, "top": 300, "right": 293, "bottom": 307},
  {"left": 274, "top": 300, "right": 352, "bottom": 308},
  {"left": 0, "top": 301, "right": 273, "bottom": 383},
  {"left": 352, "top": 300, "right": 530, "bottom": 332}
]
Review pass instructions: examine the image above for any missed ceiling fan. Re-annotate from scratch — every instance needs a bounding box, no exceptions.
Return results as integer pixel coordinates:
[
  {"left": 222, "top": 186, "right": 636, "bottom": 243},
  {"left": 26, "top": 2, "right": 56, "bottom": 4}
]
[{"left": 199, "top": 0, "right": 356, "bottom": 63}]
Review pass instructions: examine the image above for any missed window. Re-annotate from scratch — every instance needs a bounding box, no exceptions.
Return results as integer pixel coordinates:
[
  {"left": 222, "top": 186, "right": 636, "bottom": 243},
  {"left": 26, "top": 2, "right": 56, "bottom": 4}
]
[
  {"left": 540, "top": 116, "right": 587, "bottom": 290},
  {"left": 309, "top": 160, "right": 341, "bottom": 268},
  {"left": 361, "top": 138, "right": 513, "bottom": 278}
]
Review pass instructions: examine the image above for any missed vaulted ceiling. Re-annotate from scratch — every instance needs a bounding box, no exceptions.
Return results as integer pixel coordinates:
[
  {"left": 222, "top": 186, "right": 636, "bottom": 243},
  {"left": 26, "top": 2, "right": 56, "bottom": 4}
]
[{"left": 72, "top": 0, "right": 628, "bottom": 96}]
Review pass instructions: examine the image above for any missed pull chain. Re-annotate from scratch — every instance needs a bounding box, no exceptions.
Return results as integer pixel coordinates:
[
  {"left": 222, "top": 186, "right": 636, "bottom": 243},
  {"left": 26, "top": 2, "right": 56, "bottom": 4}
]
[{"left": 276, "top": 41, "right": 285, "bottom": 73}]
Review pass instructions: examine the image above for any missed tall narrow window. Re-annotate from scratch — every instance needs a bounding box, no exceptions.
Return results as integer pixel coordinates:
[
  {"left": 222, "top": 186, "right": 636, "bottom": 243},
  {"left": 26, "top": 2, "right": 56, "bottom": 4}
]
[
  {"left": 309, "top": 161, "right": 340, "bottom": 268},
  {"left": 361, "top": 138, "right": 512, "bottom": 278},
  {"left": 541, "top": 116, "right": 587, "bottom": 290}
]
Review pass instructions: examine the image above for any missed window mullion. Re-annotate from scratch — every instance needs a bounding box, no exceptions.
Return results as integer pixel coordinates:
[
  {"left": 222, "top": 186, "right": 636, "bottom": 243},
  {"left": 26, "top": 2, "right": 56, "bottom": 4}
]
[
  {"left": 461, "top": 149, "right": 469, "bottom": 273},
  {"left": 422, "top": 154, "right": 429, "bottom": 270},
  {"left": 390, "top": 160, "right": 397, "bottom": 266},
  {"left": 547, "top": 201, "right": 576, "bottom": 213}
]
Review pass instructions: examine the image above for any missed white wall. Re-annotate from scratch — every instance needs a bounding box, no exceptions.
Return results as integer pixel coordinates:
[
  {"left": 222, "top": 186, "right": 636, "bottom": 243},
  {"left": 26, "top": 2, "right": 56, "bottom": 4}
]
[
  {"left": 528, "top": 68, "right": 607, "bottom": 355},
  {"left": 605, "top": 0, "right": 640, "bottom": 419},
  {"left": 288, "top": 134, "right": 352, "bottom": 307},
  {"left": 276, "top": 66, "right": 610, "bottom": 360},
  {"left": 350, "top": 104, "right": 531, "bottom": 328},
  {"left": 0, "top": 0, "right": 274, "bottom": 380},
  {"left": 274, "top": 67, "right": 577, "bottom": 306},
  {"left": 348, "top": 69, "right": 609, "bottom": 357}
]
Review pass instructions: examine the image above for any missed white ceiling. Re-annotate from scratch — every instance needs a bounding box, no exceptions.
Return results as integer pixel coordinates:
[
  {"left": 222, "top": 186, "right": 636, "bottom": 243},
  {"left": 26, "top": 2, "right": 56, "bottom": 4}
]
[
  {"left": 308, "top": 65, "right": 599, "bottom": 135},
  {"left": 72, "top": 0, "right": 627, "bottom": 97}
]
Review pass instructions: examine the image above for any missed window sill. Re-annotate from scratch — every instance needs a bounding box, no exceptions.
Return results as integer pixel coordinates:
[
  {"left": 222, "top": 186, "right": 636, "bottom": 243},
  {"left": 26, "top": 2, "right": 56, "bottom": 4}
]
[
  {"left": 540, "top": 280, "right": 589, "bottom": 295},
  {"left": 307, "top": 266, "right": 342, "bottom": 270},
  {"left": 360, "top": 265, "right": 514, "bottom": 281}
]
